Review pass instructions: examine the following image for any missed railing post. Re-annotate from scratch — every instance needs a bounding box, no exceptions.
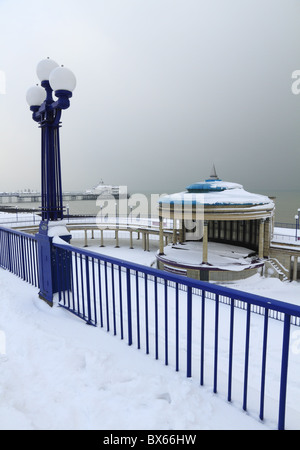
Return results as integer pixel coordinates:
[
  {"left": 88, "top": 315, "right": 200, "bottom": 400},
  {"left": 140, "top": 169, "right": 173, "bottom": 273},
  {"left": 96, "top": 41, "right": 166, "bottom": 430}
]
[
  {"left": 243, "top": 303, "right": 251, "bottom": 411},
  {"left": 213, "top": 294, "right": 219, "bottom": 394},
  {"left": 126, "top": 268, "right": 132, "bottom": 346},
  {"left": 85, "top": 255, "right": 93, "bottom": 325},
  {"left": 259, "top": 309, "right": 269, "bottom": 421},
  {"left": 200, "top": 290, "right": 206, "bottom": 386},
  {"left": 20, "top": 235, "right": 26, "bottom": 281},
  {"left": 228, "top": 298, "right": 235, "bottom": 402},
  {"left": 7, "top": 231, "right": 12, "bottom": 272},
  {"left": 164, "top": 279, "right": 168, "bottom": 365},
  {"left": 278, "top": 314, "right": 291, "bottom": 430},
  {"left": 186, "top": 286, "right": 192, "bottom": 378}
]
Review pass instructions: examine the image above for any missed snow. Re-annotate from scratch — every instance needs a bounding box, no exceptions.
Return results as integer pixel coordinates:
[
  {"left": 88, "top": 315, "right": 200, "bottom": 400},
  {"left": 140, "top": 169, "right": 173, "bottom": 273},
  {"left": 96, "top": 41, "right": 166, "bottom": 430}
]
[
  {"left": 0, "top": 270, "right": 270, "bottom": 431},
  {"left": 160, "top": 241, "right": 260, "bottom": 272},
  {"left": 1, "top": 228, "right": 300, "bottom": 430},
  {"left": 159, "top": 186, "right": 274, "bottom": 207},
  {"left": 47, "top": 220, "right": 71, "bottom": 238}
]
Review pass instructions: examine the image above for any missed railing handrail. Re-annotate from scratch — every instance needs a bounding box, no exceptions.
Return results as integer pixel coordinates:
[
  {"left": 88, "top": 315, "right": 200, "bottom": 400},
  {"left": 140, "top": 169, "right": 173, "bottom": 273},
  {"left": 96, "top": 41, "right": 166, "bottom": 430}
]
[
  {"left": 53, "top": 239, "right": 300, "bottom": 319},
  {"left": 0, "top": 225, "right": 38, "bottom": 239}
]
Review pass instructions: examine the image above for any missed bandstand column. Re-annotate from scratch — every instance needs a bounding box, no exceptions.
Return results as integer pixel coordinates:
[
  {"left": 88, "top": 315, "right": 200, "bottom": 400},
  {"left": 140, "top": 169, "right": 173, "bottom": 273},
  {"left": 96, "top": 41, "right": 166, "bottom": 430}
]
[
  {"left": 258, "top": 219, "right": 265, "bottom": 259},
  {"left": 293, "top": 256, "right": 298, "bottom": 281},
  {"left": 100, "top": 229, "right": 104, "bottom": 247},
  {"left": 159, "top": 215, "right": 164, "bottom": 255},
  {"left": 263, "top": 218, "right": 271, "bottom": 258},
  {"left": 115, "top": 229, "right": 119, "bottom": 248},
  {"left": 179, "top": 219, "right": 184, "bottom": 244},
  {"left": 129, "top": 231, "right": 133, "bottom": 249},
  {"left": 202, "top": 220, "right": 208, "bottom": 263},
  {"left": 172, "top": 220, "right": 177, "bottom": 244}
]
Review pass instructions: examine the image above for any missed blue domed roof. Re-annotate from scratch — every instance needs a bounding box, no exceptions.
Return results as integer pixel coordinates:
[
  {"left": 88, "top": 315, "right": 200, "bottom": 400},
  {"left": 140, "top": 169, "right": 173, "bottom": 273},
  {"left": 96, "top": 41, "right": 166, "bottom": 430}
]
[
  {"left": 186, "top": 166, "right": 243, "bottom": 193},
  {"left": 186, "top": 182, "right": 223, "bottom": 193},
  {"left": 186, "top": 179, "right": 243, "bottom": 193}
]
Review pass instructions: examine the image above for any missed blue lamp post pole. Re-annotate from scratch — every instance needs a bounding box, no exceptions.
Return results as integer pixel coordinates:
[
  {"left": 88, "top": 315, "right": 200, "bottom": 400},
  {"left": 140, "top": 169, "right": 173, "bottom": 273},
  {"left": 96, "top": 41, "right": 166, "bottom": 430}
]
[
  {"left": 26, "top": 58, "right": 76, "bottom": 304},
  {"left": 27, "top": 58, "right": 76, "bottom": 221}
]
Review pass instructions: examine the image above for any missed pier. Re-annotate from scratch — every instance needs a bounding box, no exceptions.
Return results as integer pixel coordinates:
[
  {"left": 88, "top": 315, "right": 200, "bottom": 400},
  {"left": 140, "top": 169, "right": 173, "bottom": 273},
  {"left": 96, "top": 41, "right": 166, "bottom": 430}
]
[{"left": 0, "top": 192, "right": 110, "bottom": 204}]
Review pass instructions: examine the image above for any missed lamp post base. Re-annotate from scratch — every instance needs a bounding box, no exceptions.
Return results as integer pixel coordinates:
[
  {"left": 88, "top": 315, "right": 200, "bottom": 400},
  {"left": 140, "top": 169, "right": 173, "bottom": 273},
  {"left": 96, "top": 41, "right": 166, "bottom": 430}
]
[
  {"left": 38, "top": 293, "right": 54, "bottom": 308},
  {"left": 36, "top": 220, "right": 72, "bottom": 306}
]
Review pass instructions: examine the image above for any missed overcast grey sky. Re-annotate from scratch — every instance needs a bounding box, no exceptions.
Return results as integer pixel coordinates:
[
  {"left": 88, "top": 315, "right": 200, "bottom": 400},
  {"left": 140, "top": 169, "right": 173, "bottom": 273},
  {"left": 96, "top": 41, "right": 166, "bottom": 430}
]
[{"left": 0, "top": 0, "right": 300, "bottom": 195}]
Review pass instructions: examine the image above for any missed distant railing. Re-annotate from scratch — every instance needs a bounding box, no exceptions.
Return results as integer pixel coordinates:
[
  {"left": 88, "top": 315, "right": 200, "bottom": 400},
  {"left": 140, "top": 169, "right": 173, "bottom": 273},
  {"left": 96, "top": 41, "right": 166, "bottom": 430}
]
[
  {"left": 53, "top": 239, "right": 300, "bottom": 430},
  {"left": 274, "top": 222, "right": 296, "bottom": 229},
  {"left": 272, "top": 233, "right": 300, "bottom": 244},
  {"left": 0, "top": 213, "right": 168, "bottom": 229}
]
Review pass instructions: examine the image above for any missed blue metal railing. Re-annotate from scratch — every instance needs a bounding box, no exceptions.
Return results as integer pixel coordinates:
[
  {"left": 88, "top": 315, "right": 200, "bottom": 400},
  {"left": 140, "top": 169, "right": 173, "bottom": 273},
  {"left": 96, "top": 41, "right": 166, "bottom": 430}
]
[
  {"left": 0, "top": 227, "right": 39, "bottom": 288},
  {"left": 1, "top": 223, "right": 300, "bottom": 430},
  {"left": 53, "top": 240, "right": 300, "bottom": 430}
]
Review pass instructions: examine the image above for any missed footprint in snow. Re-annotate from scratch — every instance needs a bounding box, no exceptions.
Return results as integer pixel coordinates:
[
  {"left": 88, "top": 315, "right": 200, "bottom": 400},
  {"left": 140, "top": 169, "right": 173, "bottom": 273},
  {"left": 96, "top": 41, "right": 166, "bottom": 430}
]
[{"left": 156, "top": 392, "right": 171, "bottom": 404}]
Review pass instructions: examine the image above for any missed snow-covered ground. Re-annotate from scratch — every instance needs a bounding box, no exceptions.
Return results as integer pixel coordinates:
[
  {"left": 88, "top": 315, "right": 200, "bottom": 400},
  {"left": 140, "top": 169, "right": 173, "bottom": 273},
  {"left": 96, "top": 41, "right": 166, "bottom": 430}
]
[
  {"left": 0, "top": 269, "right": 272, "bottom": 431},
  {"left": 160, "top": 241, "right": 260, "bottom": 272},
  {"left": 1, "top": 220, "right": 300, "bottom": 430}
]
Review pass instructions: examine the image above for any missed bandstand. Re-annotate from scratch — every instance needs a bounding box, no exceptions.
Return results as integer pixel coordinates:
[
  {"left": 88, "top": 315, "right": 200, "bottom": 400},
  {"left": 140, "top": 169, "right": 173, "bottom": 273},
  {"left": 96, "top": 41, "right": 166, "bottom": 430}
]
[{"left": 157, "top": 168, "right": 275, "bottom": 281}]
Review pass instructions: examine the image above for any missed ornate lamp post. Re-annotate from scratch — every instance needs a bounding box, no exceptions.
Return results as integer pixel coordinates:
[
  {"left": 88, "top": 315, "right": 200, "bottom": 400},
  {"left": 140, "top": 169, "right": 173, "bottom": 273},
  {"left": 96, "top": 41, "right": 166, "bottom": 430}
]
[
  {"left": 26, "top": 57, "right": 76, "bottom": 222},
  {"left": 26, "top": 58, "right": 76, "bottom": 304}
]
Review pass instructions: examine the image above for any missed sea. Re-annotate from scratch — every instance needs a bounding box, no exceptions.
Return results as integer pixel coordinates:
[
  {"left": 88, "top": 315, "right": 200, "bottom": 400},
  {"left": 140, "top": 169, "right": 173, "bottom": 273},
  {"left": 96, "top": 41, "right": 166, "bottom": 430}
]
[
  {"left": 260, "top": 190, "right": 300, "bottom": 224},
  {"left": 2, "top": 190, "right": 300, "bottom": 225}
]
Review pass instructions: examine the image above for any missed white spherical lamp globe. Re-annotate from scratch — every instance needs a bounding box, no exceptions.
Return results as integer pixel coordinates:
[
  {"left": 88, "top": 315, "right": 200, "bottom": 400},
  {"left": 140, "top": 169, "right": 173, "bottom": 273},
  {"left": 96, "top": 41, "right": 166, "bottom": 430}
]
[
  {"left": 26, "top": 85, "right": 46, "bottom": 106},
  {"left": 49, "top": 66, "right": 76, "bottom": 93},
  {"left": 36, "top": 58, "right": 59, "bottom": 82}
]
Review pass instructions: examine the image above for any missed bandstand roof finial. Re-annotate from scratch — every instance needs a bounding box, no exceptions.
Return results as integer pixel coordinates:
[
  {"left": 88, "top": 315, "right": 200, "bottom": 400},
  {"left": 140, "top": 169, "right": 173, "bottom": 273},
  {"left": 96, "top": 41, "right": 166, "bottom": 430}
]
[{"left": 209, "top": 164, "right": 219, "bottom": 180}]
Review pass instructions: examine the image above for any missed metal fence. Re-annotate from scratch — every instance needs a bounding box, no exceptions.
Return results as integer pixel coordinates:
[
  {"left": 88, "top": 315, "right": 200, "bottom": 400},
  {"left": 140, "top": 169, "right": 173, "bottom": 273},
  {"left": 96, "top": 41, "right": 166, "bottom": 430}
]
[
  {"left": 53, "top": 239, "right": 300, "bottom": 430},
  {"left": 1, "top": 224, "right": 300, "bottom": 430},
  {"left": 0, "top": 227, "right": 39, "bottom": 287}
]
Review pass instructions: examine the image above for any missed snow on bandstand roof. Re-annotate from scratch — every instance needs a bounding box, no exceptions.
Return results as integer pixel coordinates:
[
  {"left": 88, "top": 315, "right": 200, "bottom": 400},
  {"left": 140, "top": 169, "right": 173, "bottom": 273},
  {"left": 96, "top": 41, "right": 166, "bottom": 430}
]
[{"left": 159, "top": 168, "right": 274, "bottom": 208}]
